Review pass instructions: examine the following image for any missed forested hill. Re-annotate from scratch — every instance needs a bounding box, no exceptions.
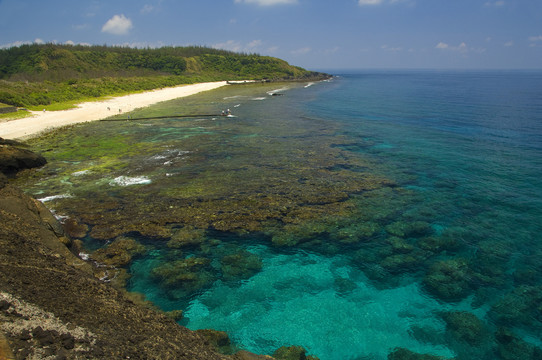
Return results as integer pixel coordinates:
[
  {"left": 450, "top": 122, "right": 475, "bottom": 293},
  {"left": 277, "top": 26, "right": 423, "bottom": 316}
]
[{"left": 0, "top": 44, "right": 328, "bottom": 108}]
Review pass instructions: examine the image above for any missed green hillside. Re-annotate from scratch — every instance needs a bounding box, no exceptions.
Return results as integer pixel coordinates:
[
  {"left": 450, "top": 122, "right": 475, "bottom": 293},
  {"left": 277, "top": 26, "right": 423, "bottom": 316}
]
[{"left": 0, "top": 44, "right": 328, "bottom": 108}]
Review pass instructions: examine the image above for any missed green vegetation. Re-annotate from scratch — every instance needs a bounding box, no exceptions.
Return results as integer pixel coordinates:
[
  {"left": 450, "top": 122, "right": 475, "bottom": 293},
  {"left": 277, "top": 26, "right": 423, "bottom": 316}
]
[
  {"left": 0, "top": 110, "right": 32, "bottom": 121},
  {"left": 0, "top": 44, "right": 328, "bottom": 108}
]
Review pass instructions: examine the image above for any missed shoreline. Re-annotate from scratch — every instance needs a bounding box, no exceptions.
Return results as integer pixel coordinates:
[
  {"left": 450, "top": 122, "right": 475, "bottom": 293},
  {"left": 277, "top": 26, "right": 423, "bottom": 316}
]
[{"left": 0, "top": 81, "right": 229, "bottom": 140}]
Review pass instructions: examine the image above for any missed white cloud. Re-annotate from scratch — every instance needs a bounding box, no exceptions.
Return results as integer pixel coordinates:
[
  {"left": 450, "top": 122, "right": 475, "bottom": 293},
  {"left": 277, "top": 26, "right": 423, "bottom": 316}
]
[
  {"left": 234, "top": 0, "right": 297, "bottom": 6},
  {"left": 504, "top": 41, "right": 514, "bottom": 47},
  {"left": 212, "top": 40, "right": 264, "bottom": 53},
  {"left": 213, "top": 40, "right": 242, "bottom": 52},
  {"left": 141, "top": 4, "right": 154, "bottom": 14},
  {"left": 435, "top": 42, "right": 486, "bottom": 54},
  {"left": 73, "top": 24, "right": 89, "bottom": 31},
  {"left": 358, "top": 0, "right": 384, "bottom": 5},
  {"left": 34, "top": 38, "right": 45, "bottom": 44},
  {"left": 247, "top": 40, "right": 263, "bottom": 48},
  {"left": 0, "top": 41, "right": 30, "bottom": 49},
  {"left": 485, "top": 1, "right": 505, "bottom": 7},
  {"left": 435, "top": 42, "right": 468, "bottom": 52},
  {"left": 457, "top": 42, "right": 468, "bottom": 52},
  {"left": 529, "top": 35, "right": 542, "bottom": 47},
  {"left": 102, "top": 14, "right": 133, "bottom": 35},
  {"left": 65, "top": 40, "right": 75, "bottom": 45},
  {"left": 358, "top": 0, "right": 412, "bottom": 6},
  {"left": 291, "top": 47, "right": 311, "bottom": 55},
  {"left": 381, "top": 44, "right": 403, "bottom": 52}
]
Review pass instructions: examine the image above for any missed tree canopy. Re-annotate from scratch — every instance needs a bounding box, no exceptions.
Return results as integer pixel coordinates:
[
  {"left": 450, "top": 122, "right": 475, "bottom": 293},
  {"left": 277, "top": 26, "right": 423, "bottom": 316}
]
[{"left": 0, "top": 44, "right": 327, "bottom": 108}]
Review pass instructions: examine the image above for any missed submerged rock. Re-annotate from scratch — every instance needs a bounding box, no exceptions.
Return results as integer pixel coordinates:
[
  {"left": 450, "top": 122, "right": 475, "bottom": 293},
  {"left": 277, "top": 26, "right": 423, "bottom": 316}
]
[
  {"left": 387, "top": 347, "right": 454, "bottom": 360},
  {"left": 91, "top": 236, "right": 146, "bottom": 267},
  {"left": 380, "top": 250, "right": 428, "bottom": 274},
  {"left": 62, "top": 217, "right": 89, "bottom": 238},
  {"left": 196, "top": 329, "right": 234, "bottom": 355},
  {"left": 165, "top": 309, "right": 184, "bottom": 321},
  {"left": 490, "top": 285, "right": 542, "bottom": 330},
  {"left": 495, "top": 327, "right": 542, "bottom": 360},
  {"left": 273, "top": 345, "right": 320, "bottom": 360},
  {"left": 417, "top": 236, "right": 460, "bottom": 254},
  {"left": 331, "top": 221, "right": 381, "bottom": 244},
  {"left": 441, "top": 311, "right": 488, "bottom": 346},
  {"left": 167, "top": 226, "right": 207, "bottom": 249},
  {"left": 233, "top": 350, "right": 275, "bottom": 359},
  {"left": 220, "top": 250, "right": 263, "bottom": 281},
  {"left": 151, "top": 257, "right": 215, "bottom": 294},
  {"left": 385, "top": 221, "right": 432, "bottom": 238},
  {"left": 388, "top": 237, "right": 415, "bottom": 254},
  {"left": 423, "top": 259, "right": 472, "bottom": 302}
]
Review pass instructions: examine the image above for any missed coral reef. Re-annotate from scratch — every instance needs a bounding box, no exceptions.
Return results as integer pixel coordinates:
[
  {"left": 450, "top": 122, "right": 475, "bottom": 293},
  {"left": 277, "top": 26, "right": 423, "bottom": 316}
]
[
  {"left": 385, "top": 221, "right": 432, "bottom": 238},
  {"left": 151, "top": 257, "right": 215, "bottom": 296},
  {"left": 168, "top": 226, "right": 207, "bottom": 249},
  {"left": 273, "top": 345, "right": 320, "bottom": 360},
  {"left": 423, "top": 259, "right": 472, "bottom": 301},
  {"left": 490, "top": 285, "right": 542, "bottom": 330},
  {"left": 220, "top": 250, "right": 263, "bottom": 281},
  {"left": 387, "top": 347, "right": 454, "bottom": 360},
  {"left": 91, "top": 236, "right": 146, "bottom": 267},
  {"left": 495, "top": 327, "right": 542, "bottom": 360},
  {"left": 441, "top": 311, "right": 488, "bottom": 346}
]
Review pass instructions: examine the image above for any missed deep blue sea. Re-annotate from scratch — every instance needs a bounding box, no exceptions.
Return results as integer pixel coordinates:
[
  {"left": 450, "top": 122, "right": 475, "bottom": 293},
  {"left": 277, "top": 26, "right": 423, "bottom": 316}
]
[{"left": 16, "top": 71, "right": 542, "bottom": 360}]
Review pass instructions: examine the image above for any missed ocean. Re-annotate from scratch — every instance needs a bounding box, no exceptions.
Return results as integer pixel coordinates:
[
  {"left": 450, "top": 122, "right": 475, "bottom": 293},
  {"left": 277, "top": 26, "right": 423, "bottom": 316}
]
[{"left": 14, "top": 71, "right": 542, "bottom": 360}]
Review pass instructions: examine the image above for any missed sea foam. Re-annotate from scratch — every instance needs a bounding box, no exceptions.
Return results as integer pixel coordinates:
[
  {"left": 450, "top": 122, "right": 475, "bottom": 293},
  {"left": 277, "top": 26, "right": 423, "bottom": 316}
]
[
  {"left": 72, "top": 170, "right": 91, "bottom": 176},
  {"left": 267, "top": 87, "right": 290, "bottom": 95},
  {"left": 38, "top": 194, "right": 73, "bottom": 203},
  {"left": 109, "top": 176, "right": 151, "bottom": 186}
]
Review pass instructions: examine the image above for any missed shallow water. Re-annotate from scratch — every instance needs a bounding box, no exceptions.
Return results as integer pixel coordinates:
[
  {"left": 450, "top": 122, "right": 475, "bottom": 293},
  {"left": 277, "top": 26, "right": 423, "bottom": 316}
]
[{"left": 14, "top": 72, "right": 542, "bottom": 360}]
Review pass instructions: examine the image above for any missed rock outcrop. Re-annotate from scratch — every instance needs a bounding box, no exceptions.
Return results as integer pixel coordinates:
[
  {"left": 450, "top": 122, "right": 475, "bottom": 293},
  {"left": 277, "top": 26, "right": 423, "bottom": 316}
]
[{"left": 0, "top": 138, "right": 46, "bottom": 175}]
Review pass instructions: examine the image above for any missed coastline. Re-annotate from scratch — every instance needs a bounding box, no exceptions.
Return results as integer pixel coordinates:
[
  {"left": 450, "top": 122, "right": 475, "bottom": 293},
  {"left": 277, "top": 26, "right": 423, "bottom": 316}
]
[{"left": 0, "top": 81, "right": 229, "bottom": 140}]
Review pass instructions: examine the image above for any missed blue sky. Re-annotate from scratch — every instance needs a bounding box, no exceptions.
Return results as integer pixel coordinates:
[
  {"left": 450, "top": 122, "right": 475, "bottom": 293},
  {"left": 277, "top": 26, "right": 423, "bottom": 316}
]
[{"left": 1, "top": 0, "right": 541, "bottom": 70}]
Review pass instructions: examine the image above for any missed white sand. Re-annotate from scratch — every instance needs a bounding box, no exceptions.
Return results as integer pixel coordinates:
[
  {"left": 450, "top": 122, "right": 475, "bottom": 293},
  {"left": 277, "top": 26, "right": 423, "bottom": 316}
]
[{"left": 0, "top": 81, "right": 229, "bottom": 140}]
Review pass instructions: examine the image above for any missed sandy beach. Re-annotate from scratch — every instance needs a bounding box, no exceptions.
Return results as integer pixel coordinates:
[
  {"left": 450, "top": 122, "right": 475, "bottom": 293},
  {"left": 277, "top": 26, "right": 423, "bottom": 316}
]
[{"left": 0, "top": 81, "right": 229, "bottom": 140}]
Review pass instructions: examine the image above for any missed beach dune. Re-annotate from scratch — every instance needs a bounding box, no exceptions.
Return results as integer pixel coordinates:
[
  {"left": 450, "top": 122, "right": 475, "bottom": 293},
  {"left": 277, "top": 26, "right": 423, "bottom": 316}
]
[{"left": 0, "top": 81, "right": 229, "bottom": 140}]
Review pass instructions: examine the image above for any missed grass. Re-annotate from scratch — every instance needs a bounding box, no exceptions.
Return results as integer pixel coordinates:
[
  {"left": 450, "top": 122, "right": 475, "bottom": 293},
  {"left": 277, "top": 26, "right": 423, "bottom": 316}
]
[
  {"left": 0, "top": 109, "right": 33, "bottom": 121},
  {"left": 26, "top": 96, "right": 114, "bottom": 111}
]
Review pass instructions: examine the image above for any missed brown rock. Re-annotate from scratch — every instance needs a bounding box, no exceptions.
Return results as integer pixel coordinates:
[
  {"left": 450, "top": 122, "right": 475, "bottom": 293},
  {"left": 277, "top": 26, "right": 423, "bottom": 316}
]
[{"left": 0, "top": 143, "right": 46, "bottom": 175}]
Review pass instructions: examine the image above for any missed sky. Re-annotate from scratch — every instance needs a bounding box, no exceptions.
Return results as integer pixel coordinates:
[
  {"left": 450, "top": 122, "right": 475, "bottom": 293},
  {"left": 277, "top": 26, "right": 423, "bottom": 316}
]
[{"left": 1, "top": 0, "right": 541, "bottom": 70}]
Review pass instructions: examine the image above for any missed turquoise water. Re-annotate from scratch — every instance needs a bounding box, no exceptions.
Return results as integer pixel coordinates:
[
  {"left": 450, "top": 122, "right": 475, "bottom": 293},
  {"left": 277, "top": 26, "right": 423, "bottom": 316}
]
[{"left": 16, "top": 72, "right": 542, "bottom": 359}]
